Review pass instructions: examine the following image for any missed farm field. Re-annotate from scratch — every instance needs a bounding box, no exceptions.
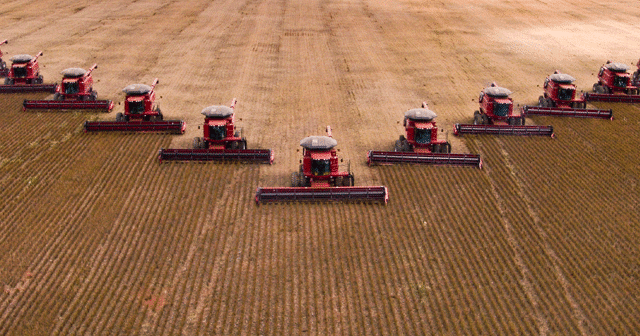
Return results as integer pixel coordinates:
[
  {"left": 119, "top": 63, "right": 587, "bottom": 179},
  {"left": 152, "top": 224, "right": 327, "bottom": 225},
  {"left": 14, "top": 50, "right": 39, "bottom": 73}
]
[{"left": 1, "top": 0, "right": 639, "bottom": 334}]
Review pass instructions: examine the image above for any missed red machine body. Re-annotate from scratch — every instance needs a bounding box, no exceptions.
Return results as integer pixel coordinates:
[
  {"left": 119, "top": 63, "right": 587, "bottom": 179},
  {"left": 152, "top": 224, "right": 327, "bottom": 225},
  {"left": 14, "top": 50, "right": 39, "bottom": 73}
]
[
  {"left": 6, "top": 51, "right": 43, "bottom": 85},
  {"left": 474, "top": 83, "right": 524, "bottom": 126},
  {"left": 367, "top": 103, "right": 481, "bottom": 167},
  {"left": 22, "top": 64, "right": 114, "bottom": 111},
  {"left": 0, "top": 40, "right": 8, "bottom": 77},
  {"left": 584, "top": 61, "right": 640, "bottom": 103},
  {"left": 0, "top": 51, "right": 57, "bottom": 93},
  {"left": 158, "top": 99, "right": 273, "bottom": 163},
  {"left": 255, "top": 126, "right": 388, "bottom": 203},
  {"left": 523, "top": 72, "right": 612, "bottom": 119},
  {"left": 83, "top": 78, "right": 185, "bottom": 133},
  {"left": 454, "top": 83, "right": 554, "bottom": 137},
  {"left": 294, "top": 131, "right": 353, "bottom": 188},
  {"left": 118, "top": 78, "right": 162, "bottom": 121}
]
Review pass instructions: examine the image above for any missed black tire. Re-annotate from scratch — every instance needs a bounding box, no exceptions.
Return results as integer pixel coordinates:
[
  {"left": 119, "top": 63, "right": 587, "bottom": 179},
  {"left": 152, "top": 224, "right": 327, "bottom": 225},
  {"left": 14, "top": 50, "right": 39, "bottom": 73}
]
[
  {"left": 115, "top": 112, "right": 124, "bottom": 122},
  {"left": 432, "top": 143, "right": 440, "bottom": 153},
  {"left": 394, "top": 140, "right": 402, "bottom": 152},
  {"left": 4, "top": 78, "right": 13, "bottom": 85},
  {"left": 239, "top": 140, "right": 247, "bottom": 150},
  {"left": 347, "top": 174, "right": 355, "bottom": 186},
  {"left": 538, "top": 96, "right": 545, "bottom": 107},
  {"left": 291, "top": 172, "right": 301, "bottom": 187},
  {"left": 546, "top": 98, "right": 555, "bottom": 107},
  {"left": 481, "top": 114, "right": 489, "bottom": 125},
  {"left": 90, "top": 91, "right": 97, "bottom": 101},
  {"left": 193, "top": 137, "right": 204, "bottom": 149},
  {"left": 36, "top": 75, "right": 43, "bottom": 84},
  {"left": 473, "top": 111, "right": 481, "bottom": 125},
  {"left": 53, "top": 93, "right": 61, "bottom": 101},
  {"left": 401, "top": 139, "right": 411, "bottom": 152},
  {"left": 442, "top": 142, "right": 452, "bottom": 154}
]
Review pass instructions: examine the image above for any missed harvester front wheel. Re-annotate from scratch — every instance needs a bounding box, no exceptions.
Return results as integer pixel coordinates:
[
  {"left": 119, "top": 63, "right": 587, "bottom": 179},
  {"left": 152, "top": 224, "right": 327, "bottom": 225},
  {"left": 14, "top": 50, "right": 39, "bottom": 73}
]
[
  {"left": 394, "top": 140, "right": 402, "bottom": 152},
  {"left": 441, "top": 142, "right": 452, "bottom": 154},
  {"left": 481, "top": 114, "right": 489, "bottom": 125},
  {"left": 53, "top": 93, "right": 61, "bottom": 100},
  {"left": 34, "top": 75, "right": 43, "bottom": 84},
  {"left": 90, "top": 91, "right": 97, "bottom": 101},
  {"left": 345, "top": 174, "right": 355, "bottom": 186},
  {"left": 291, "top": 172, "right": 301, "bottom": 187},
  {"left": 473, "top": 111, "right": 481, "bottom": 125},
  {"left": 239, "top": 140, "right": 247, "bottom": 150},
  {"left": 193, "top": 137, "right": 205, "bottom": 149},
  {"left": 4, "top": 78, "right": 13, "bottom": 85},
  {"left": 538, "top": 96, "right": 545, "bottom": 107}
]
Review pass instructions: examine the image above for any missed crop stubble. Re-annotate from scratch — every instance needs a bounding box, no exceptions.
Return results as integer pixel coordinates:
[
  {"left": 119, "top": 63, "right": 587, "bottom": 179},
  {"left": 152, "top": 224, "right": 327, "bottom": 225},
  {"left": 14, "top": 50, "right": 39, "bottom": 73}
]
[{"left": 1, "top": 0, "right": 640, "bottom": 335}]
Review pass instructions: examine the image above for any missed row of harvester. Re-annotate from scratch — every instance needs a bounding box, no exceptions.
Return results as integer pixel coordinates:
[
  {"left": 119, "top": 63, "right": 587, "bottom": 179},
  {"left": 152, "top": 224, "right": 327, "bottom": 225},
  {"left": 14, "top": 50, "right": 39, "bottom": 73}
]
[
  {"left": 0, "top": 50, "right": 57, "bottom": 93},
  {"left": 23, "top": 64, "right": 114, "bottom": 111},
  {"left": 522, "top": 71, "right": 613, "bottom": 119},
  {"left": 255, "top": 126, "right": 389, "bottom": 203},
  {"left": 83, "top": 78, "right": 185, "bottom": 134},
  {"left": 158, "top": 99, "right": 273, "bottom": 164},
  {"left": 367, "top": 103, "right": 482, "bottom": 168},
  {"left": 454, "top": 83, "right": 555, "bottom": 137}
]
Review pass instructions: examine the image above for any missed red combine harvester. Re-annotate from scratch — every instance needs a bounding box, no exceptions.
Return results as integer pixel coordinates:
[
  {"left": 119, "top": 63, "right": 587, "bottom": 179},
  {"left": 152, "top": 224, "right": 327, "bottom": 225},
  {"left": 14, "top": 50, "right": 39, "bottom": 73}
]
[
  {"left": 23, "top": 64, "right": 114, "bottom": 111},
  {"left": 367, "top": 103, "right": 481, "bottom": 168},
  {"left": 0, "top": 40, "right": 8, "bottom": 77},
  {"left": 255, "top": 126, "right": 388, "bottom": 204},
  {"left": 0, "top": 51, "right": 57, "bottom": 93},
  {"left": 453, "top": 83, "right": 554, "bottom": 137},
  {"left": 583, "top": 61, "right": 640, "bottom": 103},
  {"left": 83, "top": 78, "right": 185, "bottom": 133},
  {"left": 523, "top": 71, "right": 612, "bottom": 119},
  {"left": 158, "top": 99, "right": 273, "bottom": 163}
]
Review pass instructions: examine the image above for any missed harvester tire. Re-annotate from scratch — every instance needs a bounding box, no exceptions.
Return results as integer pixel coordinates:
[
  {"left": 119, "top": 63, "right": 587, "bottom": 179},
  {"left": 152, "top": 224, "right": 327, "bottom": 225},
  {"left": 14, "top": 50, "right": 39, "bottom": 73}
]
[
  {"left": 538, "top": 96, "right": 545, "bottom": 107},
  {"left": 442, "top": 142, "right": 452, "bottom": 154},
  {"left": 239, "top": 140, "right": 247, "bottom": 150},
  {"left": 53, "top": 93, "right": 61, "bottom": 100},
  {"left": 394, "top": 140, "right": 402, "bottom": 152},
  {"left": 481, "top": 114, "right": 489, "bottom": 125},
  {"left": 432, "top": 144, "right": 440, "bottom": 153},
  {"left": 35, "top": 75, "right": 43, "bottom": 84},
  {"left": 473, "top": 111, "right": 481, "bottom": 125},
  {"left": 0, "top": 60, "right": 5, "bottom": 70},
  {"left": 346, "top": 174, "right": 355, "bottom": 186},
  {"left": 90, "top": 91, "right": 98, "bottom": 101},
  {"left": 193, "top": 137, "right": 204, "bottom": 149},
  {"left": 4, "top": 78, "right": 12, "bottom": 85},
  {"left": 115, "top": 113, "right": 124, "bottom": 122},
  {"left": 291, "top": 172, "right": 301, "bottom": 187}
]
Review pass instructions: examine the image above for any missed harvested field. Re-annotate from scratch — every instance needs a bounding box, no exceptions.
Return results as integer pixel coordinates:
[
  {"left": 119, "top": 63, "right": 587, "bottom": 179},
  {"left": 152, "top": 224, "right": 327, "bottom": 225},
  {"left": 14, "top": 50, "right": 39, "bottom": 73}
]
[{"left": 1, "top": 0, "right": 639, "bottom": 334}]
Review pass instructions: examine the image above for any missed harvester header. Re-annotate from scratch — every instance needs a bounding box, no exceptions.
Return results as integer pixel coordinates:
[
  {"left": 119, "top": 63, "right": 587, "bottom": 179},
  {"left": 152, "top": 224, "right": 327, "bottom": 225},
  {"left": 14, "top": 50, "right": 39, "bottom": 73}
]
[
  {"left": 522, "top": 71, "right": 613, "bottom": 119},
  {"left": 255, "top": 126, "right": 389, "bottom": 203},
  {"left": 23, "top": 63, "right": 113, "bottom": 111},
  {"left": 84, "top": 77, "right": 185, "bottom": 133},
  {"left": 454, "top": 83, "right": 554, "bottom": 137},
  {"left": 367, "top": 103, "right": 482, "bottom": 167},
  {"left": 158, "top": 99, "right": 273, "bottom": 164},
  {"left": 585, "top": 60, "right": 640, "bottom": 102},
  {"left": 1, "top": 50, "right": 56, "bottom": 93}
]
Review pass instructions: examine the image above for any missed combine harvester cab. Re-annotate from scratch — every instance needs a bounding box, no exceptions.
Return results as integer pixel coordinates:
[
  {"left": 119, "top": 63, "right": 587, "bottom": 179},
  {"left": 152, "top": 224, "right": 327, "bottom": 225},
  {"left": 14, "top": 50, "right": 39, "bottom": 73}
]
[
  {"left": 0, "top": 40, "right": 8, "bottom": 77},
  {"left": 523, "top": 71, "right": 612, "bottom": 119},
  {"left": 23, "top": 64, "right": 114, "bottom": 111},
  {"left": 158, "top": 99, "right": 273, "bottom": 164},
  {"left": 0, "top": 51, "right": 57, "bottom": 93},
  {"left": 453, "top": 83, "right": 554, "bottom": 137},
  {"left": 83, "top": 78, "right": 185, "bottom": 134},
  {"left": 255, "top": 126, "right": 388, "bottom": 204},
  {"left": 584, "top": 61, "right": 640, "bottom": 103},
  {"left": 367, "top": 103, "right": 481, "bottom": 168}
]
